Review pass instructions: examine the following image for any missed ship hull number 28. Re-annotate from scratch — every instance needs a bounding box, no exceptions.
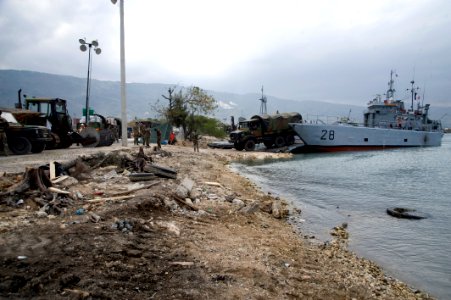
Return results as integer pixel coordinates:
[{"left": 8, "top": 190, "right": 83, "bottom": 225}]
[{"left": 321, "top": 129, "right": 335, "bottom": 140}]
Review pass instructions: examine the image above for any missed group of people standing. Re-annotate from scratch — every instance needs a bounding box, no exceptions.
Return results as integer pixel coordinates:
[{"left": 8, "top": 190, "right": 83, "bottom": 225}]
[
  {"left": 130, "top": 122, "right": 208, "bottom": 153},
  {"left": 132, "top": 123, "right": 174, "bottom": 149}
]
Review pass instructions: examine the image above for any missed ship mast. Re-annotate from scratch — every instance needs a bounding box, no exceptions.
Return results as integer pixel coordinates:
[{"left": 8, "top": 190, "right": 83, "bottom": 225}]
[
  {"left": 259, "top": 86, "right": 267, "bottom": 114},
  {"left": 386, "top": 70, "right": 396, "bottom": 100},
  {"left": 408, "top": 80, "right": 420, "bottom": 111}
]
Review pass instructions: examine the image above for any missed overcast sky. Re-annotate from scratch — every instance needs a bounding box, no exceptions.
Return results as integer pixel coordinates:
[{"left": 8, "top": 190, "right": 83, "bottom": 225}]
[{"left": 1, "top": 0, "right": 450, "bottom": 106}]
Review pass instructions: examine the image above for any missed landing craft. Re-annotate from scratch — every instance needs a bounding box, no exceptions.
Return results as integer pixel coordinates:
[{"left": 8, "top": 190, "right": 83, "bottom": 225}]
[{"left": 290, "top": 71, "right": 444, "bottom": 152}]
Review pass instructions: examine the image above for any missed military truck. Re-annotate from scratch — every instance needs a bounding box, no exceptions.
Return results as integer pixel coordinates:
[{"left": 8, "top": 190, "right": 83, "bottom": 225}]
[
  {"left": 15, "top": 94, "right": 117, "bottom": 148},
  {"left": 1, "top": 110, "right": 52, "bottom": 155},
  {"left": 229, "top": 112, "right": 302, "bottom": 151}
]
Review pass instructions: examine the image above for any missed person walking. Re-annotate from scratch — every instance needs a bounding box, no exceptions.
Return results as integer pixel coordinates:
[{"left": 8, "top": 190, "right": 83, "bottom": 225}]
[
  {"left": 143, "top": 126, "right": 151, "bottom": 148},
  {"left": 169, "top": 131, "right": 175, "bottom": 145},
  {"left": 192, "top": 131, "right": 200, "bottom": 152},
  {"left": 156, "top": 128, "right": 162, "bottom": 149},
  {"left": 133, "top": 124, "right": 140, "bottom": 145},
  {"left": 0, "top": 110, "right": 10, "bottom": 156}
]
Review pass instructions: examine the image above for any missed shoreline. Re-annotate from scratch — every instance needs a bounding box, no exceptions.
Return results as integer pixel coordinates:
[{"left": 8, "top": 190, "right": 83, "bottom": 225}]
[
  {"left": 0, "top": 143, "right": 434, "bottom": 299},
  {"left": 229, "top": 151, "right": 442, "bottom": 299}
]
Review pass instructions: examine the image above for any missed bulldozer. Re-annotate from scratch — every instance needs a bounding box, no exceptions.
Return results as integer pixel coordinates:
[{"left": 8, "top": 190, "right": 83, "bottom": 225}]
[{"left": 15, "top": 90, "right": 118, "bottom": 148}]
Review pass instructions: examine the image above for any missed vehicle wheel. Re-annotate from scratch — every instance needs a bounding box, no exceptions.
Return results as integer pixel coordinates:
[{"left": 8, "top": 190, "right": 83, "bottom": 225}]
[
  {"left": 274, "top": 136, "right": 286, "bottom": 148},
  {"left": 31, "top": 142, "right": 46, "bottom": 153},
  {"left": 263, "top": 140, "right": 274, "bottom": 149},
  {"left": 59, "top": 136, "right": 73, "bottom": 149},
  {"left": 285, "top": 135, "right": 295, "bottom": 145},
  {"left": 104, "top": 130, "right": 115, "bottom": 146},
  {"left": 9, "top": 137, "right": 32, "bottom": 155},
  {"left": 80, "top": 127, "right": 100, "bottom": 147},
  {"left": 244, "top": 139, "right": 256, "bottom": 151},
  {"left": 97, "top": 130, "right": 114, "bottom": 147},
  {"left": 234, "top": 142, "right": 244, "bottom": 151}
]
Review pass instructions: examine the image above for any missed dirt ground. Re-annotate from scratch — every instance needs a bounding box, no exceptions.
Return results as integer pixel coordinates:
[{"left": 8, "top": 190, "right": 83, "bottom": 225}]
[{"left": 0, "top": 140, "right": 433, "bottom": 299}]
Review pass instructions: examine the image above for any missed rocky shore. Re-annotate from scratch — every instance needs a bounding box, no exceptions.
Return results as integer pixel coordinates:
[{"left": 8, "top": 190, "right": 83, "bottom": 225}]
[{"left": 0, "top": 142, "right": 434, "bottom": 299}]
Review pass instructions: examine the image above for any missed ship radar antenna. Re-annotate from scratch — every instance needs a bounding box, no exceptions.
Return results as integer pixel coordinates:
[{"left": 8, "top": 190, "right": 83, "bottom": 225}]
[
  {"left": 386, "top": 70, "right": 397, "bottom": 100},
  {"left": 421, "top": 82, "right": 427, "bottom": 107},
  {"left": 408, "top": 80, "right": 420, "bottom": 111},
  {"left": 259, "top": 85, "right": 267, "bottom": 114}
]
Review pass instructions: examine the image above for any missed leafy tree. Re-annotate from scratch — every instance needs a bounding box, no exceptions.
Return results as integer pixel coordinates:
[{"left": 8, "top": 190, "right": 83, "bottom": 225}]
[
  {"left": 184, "top": 86, "right": 217, "bottom": 139},
  {"left": 154, "top": 86, "right": 217, "bottom": 140},
  {"left": 192, "top": 115, "right": 227, "bottom": 139}
]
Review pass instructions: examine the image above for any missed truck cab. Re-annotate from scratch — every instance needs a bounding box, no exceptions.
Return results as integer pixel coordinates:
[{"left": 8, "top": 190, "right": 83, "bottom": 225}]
[
  {"left": 1, "top": 110, "right": 52, "bottom": 155},
  {"left": 229, "top": 112, "right": 302, "bottom": 151},
  {"left": 24, "top": 98, "right": 75, "bottom": 148}
]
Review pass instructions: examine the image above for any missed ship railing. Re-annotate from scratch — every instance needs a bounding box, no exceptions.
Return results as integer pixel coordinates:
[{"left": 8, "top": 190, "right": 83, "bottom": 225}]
[
  {"left": 377, "top": 121, "right": 401, "bottom": 129},
  {"left": 303, "top": 114, "right": 361, "bottom": 126},
  {"left": 376, "top": 121, "right": 442, "bottom": 132}
]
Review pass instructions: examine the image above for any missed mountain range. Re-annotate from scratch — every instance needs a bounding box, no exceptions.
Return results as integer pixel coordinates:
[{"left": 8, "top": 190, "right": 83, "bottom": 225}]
[{"left": 1, "top": 69, "right": 450, "bottom": 128}]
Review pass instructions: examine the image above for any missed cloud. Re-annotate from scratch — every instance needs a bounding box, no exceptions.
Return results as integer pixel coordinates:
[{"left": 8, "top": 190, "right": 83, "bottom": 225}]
[
  {"left": 0, "top": 0, "right": 450, "bottom": 106},
  {"left": 218, "top": 100, "right": 238, "bottom": 110}
]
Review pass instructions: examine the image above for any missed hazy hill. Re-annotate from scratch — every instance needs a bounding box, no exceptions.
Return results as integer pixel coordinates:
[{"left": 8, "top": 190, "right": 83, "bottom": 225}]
[{"left": 1, "top": 69, "right": 450, "bottom": 127}]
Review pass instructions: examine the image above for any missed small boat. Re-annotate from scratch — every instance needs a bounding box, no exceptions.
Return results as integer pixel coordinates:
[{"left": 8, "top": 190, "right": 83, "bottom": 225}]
[{"left": 290, "top": 71, "right": 444, "bottom": 152}]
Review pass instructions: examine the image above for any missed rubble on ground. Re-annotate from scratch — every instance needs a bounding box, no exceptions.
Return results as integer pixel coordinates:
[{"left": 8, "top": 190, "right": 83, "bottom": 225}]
[{"left": 0, "top": 145, "right": 433, "bottom": 299}]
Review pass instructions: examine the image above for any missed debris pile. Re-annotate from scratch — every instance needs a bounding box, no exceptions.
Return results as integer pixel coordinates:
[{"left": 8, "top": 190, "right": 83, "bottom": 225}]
[{"left": 0, "top": 148, "right": 178, "bottom": 216}]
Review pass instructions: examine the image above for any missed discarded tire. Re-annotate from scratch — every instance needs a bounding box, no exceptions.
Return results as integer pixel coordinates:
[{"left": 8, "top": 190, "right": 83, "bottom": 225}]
[{"left": 386, "top": 207, "right": 427, "bottom": 220}]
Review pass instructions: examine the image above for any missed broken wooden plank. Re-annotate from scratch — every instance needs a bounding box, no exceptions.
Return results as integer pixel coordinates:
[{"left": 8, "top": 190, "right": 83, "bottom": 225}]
[
  {"left": 169, "top": 261, "right": 194, "bottom": 266},
  {"left": 48, "top": 187, "right": 71, "bottom": 194},
  {"left": 111, "top": 181, "right": 161, "bottom": 197},
  {"left": 204, "top": 181, "right": 222, "bottom": 187},
  {"left": 172, "top": 194, "right": 199, "bottom": 211},
  {"left": 49, "top": 161, "right": 56, "bottom": 180},
  {"left": 85, "top": 195, "right": 135, "bottom": 203},
  {"left": 51, "top": 175, "right": 69, "bottom": 184}
]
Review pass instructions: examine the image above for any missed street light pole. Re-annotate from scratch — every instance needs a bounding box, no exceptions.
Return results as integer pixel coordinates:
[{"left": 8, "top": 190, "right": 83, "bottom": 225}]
[
  {"left": 79, "top": 39, "right": 101, "bottom": 124},
  {"left": 111, "top": 0, "right": 128, "bottom": 147}
]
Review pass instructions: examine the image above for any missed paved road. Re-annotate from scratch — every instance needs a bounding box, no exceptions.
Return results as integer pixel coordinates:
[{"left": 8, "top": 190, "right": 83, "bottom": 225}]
[{"left": 0, "top": 139, "right": 134, "bottom": 174}]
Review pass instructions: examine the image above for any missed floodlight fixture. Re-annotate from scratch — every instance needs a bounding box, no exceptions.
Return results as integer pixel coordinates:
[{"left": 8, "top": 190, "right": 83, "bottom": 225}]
[{"left": 79, "top": 39, "right": 101, "bottom": 125}]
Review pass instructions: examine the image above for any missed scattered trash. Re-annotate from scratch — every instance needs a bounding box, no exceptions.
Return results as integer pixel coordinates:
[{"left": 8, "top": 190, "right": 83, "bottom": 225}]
[
  {"left": 103, "top": 170, "right": 119, "bottom": 180},
  {"left": 35, "top": 211, "right": 48, "bottom": 218},
  {"left": 75, "top": 208, "right": 85, "bottom": 215},
  {"left": 128, "top": 173, "right": 157, "bottom": 182},
  {"left": 112, "top": 219, "right": 134, "bottom": 232},
  {"left": 176, "top": 177, "right": 194, "bottom": 198},
  {"left": 232, "top": 198, "right": 245, "bottom": 207},
  {"left": 155, "top": 221, "right": 180, "bottom": 236},
  {"left": 89, "top": 212, "right": 101, "bottom": 223}
]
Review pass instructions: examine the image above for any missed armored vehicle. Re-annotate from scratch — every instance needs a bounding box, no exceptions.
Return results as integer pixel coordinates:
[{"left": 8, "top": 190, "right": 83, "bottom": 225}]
[{"left": 229, "top": 112, "right": 302, "bottom": 151}]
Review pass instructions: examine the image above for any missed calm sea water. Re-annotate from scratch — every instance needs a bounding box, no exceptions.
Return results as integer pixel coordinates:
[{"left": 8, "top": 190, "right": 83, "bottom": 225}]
[{"left": 231, "top": 134, "right": 451, "bottom": 299}]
